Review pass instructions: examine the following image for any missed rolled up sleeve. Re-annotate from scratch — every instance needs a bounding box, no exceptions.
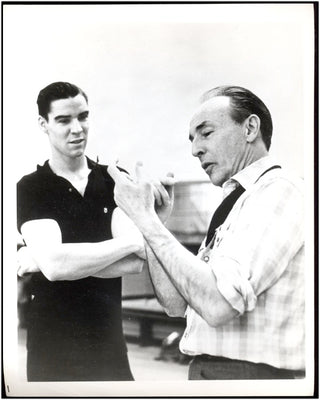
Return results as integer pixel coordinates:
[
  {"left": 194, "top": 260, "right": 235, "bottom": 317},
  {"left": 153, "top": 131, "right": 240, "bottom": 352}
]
[
  {"left": 210, "top": 254, "right": 257, "bottom": 314},
  {"left": 207, "top": 177, "right": 304, "bottom": 316}
]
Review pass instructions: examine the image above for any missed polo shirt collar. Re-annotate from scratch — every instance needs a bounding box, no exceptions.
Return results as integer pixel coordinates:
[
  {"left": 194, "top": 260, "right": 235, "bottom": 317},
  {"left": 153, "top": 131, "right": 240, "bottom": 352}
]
[
  {"left": 86, "top": 156, "right": 99, "bottom": 170},
  {"left": 36, "top": 160, "right": 53, "bottom": 175},
  {"left": 37, "top": 156, "right": 97, "bottom": 175}
]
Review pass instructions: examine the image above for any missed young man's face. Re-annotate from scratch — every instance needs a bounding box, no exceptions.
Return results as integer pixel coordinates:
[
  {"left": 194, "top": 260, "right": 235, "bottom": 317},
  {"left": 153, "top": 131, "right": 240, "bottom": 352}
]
[
  {"left": 39, "top": 94, "right": 89, "bottom": 160},
  {"left": 189, "top": 96, "right": 248, "bottom": 187}
]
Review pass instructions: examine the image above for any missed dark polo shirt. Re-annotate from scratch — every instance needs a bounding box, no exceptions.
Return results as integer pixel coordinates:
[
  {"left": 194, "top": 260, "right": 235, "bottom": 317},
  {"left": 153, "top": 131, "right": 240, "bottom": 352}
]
[{"left": 17, "top": 158, "right": 130, "bottom": 380}]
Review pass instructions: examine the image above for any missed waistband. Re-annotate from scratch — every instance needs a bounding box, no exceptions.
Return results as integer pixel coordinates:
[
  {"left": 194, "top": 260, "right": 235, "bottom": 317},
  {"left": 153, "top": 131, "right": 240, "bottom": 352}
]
[{"left": 194, "top": 354, "right": 305, "bottom": 378}]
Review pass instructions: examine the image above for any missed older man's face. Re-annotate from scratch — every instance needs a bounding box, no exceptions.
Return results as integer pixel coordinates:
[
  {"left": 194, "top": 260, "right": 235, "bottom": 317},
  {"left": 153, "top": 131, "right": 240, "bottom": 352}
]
[{"left": 189, "top": 96, "right": 248, "bottom": 187}]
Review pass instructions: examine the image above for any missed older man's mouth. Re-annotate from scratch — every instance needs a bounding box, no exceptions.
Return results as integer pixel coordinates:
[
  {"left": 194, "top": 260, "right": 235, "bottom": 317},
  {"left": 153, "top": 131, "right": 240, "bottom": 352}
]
[{"left": 201, "top": 162, "right": 215, "bottom": 173}]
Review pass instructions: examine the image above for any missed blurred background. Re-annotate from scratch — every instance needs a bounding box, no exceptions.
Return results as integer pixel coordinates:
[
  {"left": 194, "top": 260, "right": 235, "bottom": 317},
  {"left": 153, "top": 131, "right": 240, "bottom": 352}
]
[{"left": 3, "top": 3, "right": 314, "bottom": 388}]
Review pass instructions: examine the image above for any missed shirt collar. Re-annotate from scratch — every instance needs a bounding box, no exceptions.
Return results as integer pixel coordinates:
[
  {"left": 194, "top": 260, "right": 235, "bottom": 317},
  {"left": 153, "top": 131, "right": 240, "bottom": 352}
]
[
  {"left": 222, "top": 155, "right": 279, "bottom": 197},
  {"left": 36, "top": 160, "right": 53, "bottom": 175},
  {"left": 37, "top": 156, "right": 97, "bottom": 175}
]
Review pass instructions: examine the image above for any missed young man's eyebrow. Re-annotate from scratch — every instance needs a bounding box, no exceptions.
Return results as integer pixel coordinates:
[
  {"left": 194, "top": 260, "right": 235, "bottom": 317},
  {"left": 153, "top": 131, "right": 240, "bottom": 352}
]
[
  {"left": 79, "top": 111, "right": 89, "bottom": 117},
  {"left": 54, "top": 111, "right": 89, "bottom": 121},
  {"left": 54, "top": 114, "right": 71, "bottom": 121}
]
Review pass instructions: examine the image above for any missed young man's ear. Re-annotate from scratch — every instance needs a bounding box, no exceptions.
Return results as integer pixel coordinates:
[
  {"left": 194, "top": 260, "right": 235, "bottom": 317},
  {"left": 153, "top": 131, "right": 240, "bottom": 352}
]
[
  {"left": 38, "top": 116, "right": 48, "bottom": 133},
  {"left": 244, "top": 114, "right": 261, "bottom": 144}
]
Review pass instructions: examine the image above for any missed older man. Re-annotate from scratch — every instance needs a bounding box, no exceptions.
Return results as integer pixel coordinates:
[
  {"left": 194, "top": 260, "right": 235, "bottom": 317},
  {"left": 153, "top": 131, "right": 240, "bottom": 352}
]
[{"left": 108, "top": 86, "right": 305, "bottom": 380}]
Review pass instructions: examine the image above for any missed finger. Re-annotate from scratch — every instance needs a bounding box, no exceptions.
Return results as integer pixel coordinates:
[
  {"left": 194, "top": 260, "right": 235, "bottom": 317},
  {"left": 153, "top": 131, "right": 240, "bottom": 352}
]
[
  {"left": 17, "top": 247, "right": 25, "bottom": 265},
  {"left": 160, "top": 172, "right": 176, "bottom": 186},
  {"left": 161, "top": 178, "right": 175, "bottom": 200},
  {"left": 154, "top": 181, "right": 170, "bottom": 206},
  {"left": 135, "top": 161, "right": 144, "bottom": 182},
  {"left": 160, "top": 174, "right": 175, "bottom": 200},
  {"left": 151, "top": 180, "right": 170, "bottom": 207},
  {"left": 17, "top": 260, "right": 25, "bottom": 277},
  {"left": 152, "top": 184, "right": 163, "bottom": 207},
  {"left": 160, "top": 177, "right": 176, "bottom": 187},
  {"left": 167, "top": 184, "right": 174, "bottom": 201}
]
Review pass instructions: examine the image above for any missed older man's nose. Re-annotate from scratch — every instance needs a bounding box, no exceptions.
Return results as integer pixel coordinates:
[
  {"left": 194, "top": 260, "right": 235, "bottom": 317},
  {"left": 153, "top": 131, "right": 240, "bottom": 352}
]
[{"left": 192, "top": 137, "right": 205, "bottom": 158}]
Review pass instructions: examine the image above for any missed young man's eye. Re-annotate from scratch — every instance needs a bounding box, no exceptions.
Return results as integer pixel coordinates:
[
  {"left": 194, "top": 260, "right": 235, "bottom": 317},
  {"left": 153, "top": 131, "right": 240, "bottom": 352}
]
[
  {"left": 202, "top": 131, "right": 213, "bottom": 137},
  {"left": 59, "top": 119, "right": 70, "bottom": 124}
]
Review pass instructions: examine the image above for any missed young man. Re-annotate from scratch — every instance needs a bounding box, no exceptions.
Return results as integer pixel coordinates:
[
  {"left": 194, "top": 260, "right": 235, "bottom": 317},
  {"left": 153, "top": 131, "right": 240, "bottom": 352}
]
[
  {"left": 108, "top": 86, "right": 305, "bottom": 380},
  {"left": 17, "top": 82, "right": 146, "bottom": 381}
]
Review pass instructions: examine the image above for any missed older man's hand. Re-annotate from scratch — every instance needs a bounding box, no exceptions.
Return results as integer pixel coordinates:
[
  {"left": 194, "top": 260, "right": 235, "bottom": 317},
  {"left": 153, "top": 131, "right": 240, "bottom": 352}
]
[
  {"left": 154, "top": 172, "right": 175, "bottom": 224},
  {"left": 108, "top": 162, "right": 175, "bottom": 225}
]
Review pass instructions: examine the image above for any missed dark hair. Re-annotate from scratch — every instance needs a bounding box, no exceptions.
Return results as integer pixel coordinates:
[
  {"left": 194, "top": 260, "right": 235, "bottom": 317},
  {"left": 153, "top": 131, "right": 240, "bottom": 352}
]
[
  {"left": 37, "top": 82, "right": 88, "bottom": 120},
  {"left": 201, "top": 86, "right": 273, "bottom": 150}
]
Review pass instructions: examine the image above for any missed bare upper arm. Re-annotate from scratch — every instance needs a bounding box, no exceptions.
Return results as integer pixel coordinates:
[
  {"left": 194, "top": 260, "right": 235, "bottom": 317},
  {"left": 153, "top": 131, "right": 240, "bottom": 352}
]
[
  {"left": 21, "top": 219, "right": 62, "bottom": 252},
  {"left": 111, "top": 207, "right": 140, "bottom": 238}
]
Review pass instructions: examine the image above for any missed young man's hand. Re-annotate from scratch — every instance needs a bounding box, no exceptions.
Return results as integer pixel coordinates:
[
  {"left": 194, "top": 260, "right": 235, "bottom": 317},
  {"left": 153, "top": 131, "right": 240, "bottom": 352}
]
[{"left": 17, "top": 246, "right": 40, "bottom": 277}]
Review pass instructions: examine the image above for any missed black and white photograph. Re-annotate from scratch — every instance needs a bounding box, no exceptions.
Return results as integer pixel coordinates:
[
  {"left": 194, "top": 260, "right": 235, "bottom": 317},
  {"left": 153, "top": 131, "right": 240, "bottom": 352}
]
[{"left": 2, "top": 2, "right": 316, "bottom": 397}]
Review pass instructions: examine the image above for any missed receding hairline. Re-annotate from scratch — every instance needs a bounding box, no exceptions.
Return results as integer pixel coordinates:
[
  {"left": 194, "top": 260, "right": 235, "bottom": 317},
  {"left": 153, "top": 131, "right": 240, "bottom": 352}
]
[
  {"left": 197, "top": 85, "right": 273, "bottom": 150},
  {"left": 190, "top": 95, "right": 232, "bottom": 124},
  {"left": 199, "top": 94, "right": 231, "bottom": 108}
]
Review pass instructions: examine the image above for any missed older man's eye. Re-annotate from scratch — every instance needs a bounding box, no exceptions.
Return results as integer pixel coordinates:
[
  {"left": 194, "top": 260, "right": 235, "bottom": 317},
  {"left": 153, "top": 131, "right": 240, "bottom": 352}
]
[{"left": 202, "top": 131, "right": 213, "bottom": 137}]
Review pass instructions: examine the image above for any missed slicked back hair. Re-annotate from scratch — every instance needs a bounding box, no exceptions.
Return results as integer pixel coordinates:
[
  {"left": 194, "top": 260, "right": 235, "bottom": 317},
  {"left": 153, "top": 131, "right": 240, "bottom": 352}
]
[
  {"left": 37, "top": 82, "right": 88, "bottom": 121},
  {"left": 201, "top": 86, "right": 273, "bottom": 150}
]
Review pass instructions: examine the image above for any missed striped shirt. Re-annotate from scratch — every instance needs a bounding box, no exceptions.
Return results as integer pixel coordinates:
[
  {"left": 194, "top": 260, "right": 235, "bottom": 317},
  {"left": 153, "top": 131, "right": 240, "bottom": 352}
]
[{"left": 180, "top": 156, "right": 305, "bottom": 370}]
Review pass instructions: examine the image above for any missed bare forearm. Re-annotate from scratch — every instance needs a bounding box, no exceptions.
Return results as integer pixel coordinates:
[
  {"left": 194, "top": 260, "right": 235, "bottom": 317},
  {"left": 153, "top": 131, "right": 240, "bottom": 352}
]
[
  {"left": 146, "top": 243, "right": 186, "bottom": 317},
  {"left": 107, "top": 164, "right": 236, "bottom": 326},
  {"left": 32, "top": 236, "right": 141, "bottom": 281},
  {"left": 138, "top": 212, "right": 236, "bottom": 326},
  {"left": 93, "top": 254, "right": 145, "bottom": 278},
  {"left": 145, "top": 221, "right": 209, "bottom": 317}
]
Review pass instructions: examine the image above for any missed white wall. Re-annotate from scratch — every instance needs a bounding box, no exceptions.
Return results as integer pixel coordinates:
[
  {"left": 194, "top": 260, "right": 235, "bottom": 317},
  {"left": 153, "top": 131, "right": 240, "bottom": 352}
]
[{"left": 3, "top": 4, "right": 314, "bottom": 183}]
